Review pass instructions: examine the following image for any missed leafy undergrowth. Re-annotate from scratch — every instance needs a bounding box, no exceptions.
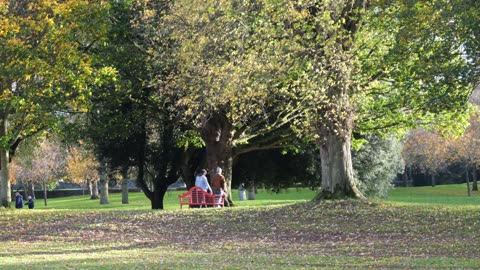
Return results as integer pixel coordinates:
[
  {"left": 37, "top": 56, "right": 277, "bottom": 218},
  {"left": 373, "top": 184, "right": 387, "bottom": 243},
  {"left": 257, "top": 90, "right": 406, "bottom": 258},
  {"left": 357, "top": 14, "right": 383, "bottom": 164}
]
[{"left": 1, "top": 200, "right": 479, "bottom": 269}]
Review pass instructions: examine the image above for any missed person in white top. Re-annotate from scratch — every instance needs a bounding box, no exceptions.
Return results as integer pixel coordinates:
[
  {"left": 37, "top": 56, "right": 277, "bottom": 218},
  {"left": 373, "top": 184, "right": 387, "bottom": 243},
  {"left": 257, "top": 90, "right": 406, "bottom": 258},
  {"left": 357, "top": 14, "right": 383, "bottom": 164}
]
[{"left": 195, "top": 169, "right": 212, "bottom": 193}]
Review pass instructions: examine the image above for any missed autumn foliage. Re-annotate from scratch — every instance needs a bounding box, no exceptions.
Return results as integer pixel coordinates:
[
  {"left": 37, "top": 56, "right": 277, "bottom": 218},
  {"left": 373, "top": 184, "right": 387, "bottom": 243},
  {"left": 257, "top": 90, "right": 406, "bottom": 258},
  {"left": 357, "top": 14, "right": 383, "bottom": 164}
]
[{"left": 66, "top": 146, "right": 99, "bottom": 189}]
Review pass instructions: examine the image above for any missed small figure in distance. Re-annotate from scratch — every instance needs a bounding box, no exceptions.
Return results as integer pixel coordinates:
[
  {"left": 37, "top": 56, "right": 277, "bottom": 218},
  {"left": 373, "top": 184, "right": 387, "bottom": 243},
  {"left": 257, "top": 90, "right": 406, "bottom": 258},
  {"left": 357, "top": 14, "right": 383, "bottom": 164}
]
[
  {"left": 211, "top": 167, "right": 226, "bottom": 208},
  {"left": 15, "top": 192, "right": 23, "bottom": 209},
  {"left": 25, "top": 196, "right": 34, "bottom": 209},
  {"left": 195, "top": 169, "right": 212, "bottom": 193}
]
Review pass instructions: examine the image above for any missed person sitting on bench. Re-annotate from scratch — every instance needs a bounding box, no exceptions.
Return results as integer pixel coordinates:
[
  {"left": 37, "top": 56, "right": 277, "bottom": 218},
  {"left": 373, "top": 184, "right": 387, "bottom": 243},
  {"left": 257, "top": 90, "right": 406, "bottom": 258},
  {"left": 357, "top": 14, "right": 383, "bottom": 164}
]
[{"left": 194, "top": 169, "right": 212, "bottom": 207}]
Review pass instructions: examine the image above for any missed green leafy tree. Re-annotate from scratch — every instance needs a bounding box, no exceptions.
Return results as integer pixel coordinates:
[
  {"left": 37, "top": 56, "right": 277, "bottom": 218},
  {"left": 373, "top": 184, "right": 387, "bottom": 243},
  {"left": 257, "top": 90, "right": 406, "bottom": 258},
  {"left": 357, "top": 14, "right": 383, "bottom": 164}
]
[
  {"left": 0, "top": 0, "right": 111, "bottom": 207},
  {"left": 161, "top": 0, "right": 304, "bottom": 205},
  {"left": 352, "top": 135, "right": 404, "bottom": 198},
  {"left": 84, "top": 0, "right": 182, "bottom": 209},
  {"left": 126, "top": 0, "right": 480, "bottom": 203},
  {"left": 286, "top": 0, "right": 480, "bottom": 199}
]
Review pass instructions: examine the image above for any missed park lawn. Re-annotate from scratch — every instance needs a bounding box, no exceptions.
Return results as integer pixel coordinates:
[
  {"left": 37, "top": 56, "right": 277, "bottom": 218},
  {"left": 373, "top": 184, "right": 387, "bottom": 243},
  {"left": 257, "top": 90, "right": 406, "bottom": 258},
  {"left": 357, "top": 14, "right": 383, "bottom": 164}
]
[
  {"left": 32, "top": 188, "right": 318, "bottom": 210},
  {"left": 387, "top": 183, "right": 480, "bottom": 207},
  {"left": 0, "top": 185, "right": 479, "bottom": 269}
]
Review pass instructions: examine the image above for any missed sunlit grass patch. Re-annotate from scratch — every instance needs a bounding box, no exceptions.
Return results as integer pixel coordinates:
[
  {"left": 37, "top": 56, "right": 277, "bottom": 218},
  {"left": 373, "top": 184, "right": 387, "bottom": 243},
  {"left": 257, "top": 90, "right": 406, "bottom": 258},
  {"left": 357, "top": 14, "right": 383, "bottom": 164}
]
[
  {"left": 387, "top": 183, "right": 480, "bottom": 207},
  {"left": 30, "top": 188, "right": 317, "bottom": 210}
]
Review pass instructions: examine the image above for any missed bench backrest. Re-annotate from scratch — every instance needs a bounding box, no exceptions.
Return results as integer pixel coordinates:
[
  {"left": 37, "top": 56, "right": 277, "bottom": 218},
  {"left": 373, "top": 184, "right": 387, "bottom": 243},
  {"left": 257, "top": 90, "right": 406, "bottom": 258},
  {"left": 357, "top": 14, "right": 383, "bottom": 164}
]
[
  {"left": 190, "top": 186, "right": 207, "bottom": 204},
  {"left": 179, "top": 186, "right": 223, "bottom": 208}
]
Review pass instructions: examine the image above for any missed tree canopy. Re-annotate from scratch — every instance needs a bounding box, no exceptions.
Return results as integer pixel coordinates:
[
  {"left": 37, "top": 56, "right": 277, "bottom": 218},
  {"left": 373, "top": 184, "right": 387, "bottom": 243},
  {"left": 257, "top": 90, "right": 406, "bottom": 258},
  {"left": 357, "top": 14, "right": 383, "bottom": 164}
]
[
  {"left": 95, "top": 0, "right": 479, "bottom": 203},
  {"left": 4, "top": 0, "right": 480, "bottom": 207},
  {"left": 0, "top": 0, "right": 112, "bottom": 207},
  {"left": 284, "top": 0, "right": 480, "bottom": 199}
]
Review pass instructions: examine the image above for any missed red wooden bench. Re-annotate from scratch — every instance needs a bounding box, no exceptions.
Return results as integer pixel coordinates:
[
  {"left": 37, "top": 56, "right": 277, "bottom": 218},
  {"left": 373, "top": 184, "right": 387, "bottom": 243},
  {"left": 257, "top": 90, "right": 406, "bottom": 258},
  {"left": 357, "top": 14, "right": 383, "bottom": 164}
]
[{"left": 178, "top": 186, "right": 225, "bottom": 209}]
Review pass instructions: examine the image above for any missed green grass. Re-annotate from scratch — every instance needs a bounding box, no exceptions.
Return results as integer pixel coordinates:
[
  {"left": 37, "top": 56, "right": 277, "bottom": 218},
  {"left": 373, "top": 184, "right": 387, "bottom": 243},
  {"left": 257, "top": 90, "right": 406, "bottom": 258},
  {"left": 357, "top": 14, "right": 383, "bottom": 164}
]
[
  {"left": 33, "top": 188, "right": 318, "bottom": 210},
  {"left": 1, "top": 184, "right": 480, "bottom": 269},
  {"left": 35, "top": 183, "right": 479, "bottom": 210},
  {"left": 387, "top": 183, "right": 480, "bottom": 207}
]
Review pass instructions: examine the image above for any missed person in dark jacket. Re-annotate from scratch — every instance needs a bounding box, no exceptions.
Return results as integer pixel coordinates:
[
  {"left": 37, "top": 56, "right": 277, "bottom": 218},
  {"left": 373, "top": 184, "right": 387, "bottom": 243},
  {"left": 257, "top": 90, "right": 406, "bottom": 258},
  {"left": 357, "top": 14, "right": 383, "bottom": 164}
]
[
  {"left": 211, "top": 167, "right": 226, "bottom": 208},
  {"left": 15, "top": 192, "right": 23, "bottom": 208},
  {"left": 25, "top": 196, "right": 34, "bottom": 209}
]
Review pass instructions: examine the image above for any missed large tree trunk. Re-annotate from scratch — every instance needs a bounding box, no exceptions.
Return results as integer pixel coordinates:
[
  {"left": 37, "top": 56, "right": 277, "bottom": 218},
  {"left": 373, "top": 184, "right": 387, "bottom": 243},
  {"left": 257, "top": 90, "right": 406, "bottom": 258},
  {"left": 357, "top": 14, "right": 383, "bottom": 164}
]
[
  {"left": 180, "top": 146, "right": 204, "bottom": 189},
  {"left": 99, "top": 160, "right": 109, "bottom": 205},
  {"left": 151, "top": 183, "right": 168, "bottom": 210},
  {"left": 315, "top": 131, "right": 365, "bottom": 200},
  {"left": 0, "top": 117, "right": 11, "bottom": 207},
  {"left": 200, "top": 112, "right": 235, "bottom": 206},
  {"left": 121, "top": 166, "right": 129, "bottom": 204},
  {"left": 138, "top": 178, "right": 171, "bottom": 210},
  {"left": 204, "top": 144, "right": 234, "bottom": 206},
  {"left": 136, "top": 116, "right": 178, "bottom": 210},
  {"left": 312, "top": 57, "right": 365, "bottom": 200},
  {"left": 306, "top": 0, "right": 368, "bottom": 202}
]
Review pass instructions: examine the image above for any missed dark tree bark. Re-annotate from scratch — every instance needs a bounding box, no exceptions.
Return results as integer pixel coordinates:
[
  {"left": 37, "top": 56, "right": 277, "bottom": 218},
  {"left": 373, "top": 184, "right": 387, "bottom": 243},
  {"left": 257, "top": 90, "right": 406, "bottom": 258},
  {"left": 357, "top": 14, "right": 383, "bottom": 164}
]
[
  {"left": 151, "top": 179, "right": 170, "bottom": 210},
  {"left": 472, "top": 167, "right": 478, "bottom": 191},
  {"left": 135, "top": 109, "right": 180, "bottom": 209},
  {"left": 142, "top": 168, "right": 177, "bottom": 209},
  {"left": 87, "top": 180, "right": 92, "bottom": 196},
  {"left": 179, "top": 146, "right": 205, "bottom": 189},
  {"left": 200, "top": 112, "right": 235, "bottom": 206}
]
